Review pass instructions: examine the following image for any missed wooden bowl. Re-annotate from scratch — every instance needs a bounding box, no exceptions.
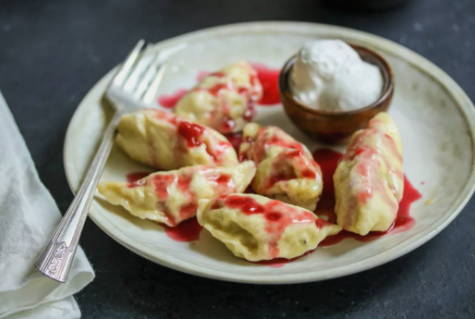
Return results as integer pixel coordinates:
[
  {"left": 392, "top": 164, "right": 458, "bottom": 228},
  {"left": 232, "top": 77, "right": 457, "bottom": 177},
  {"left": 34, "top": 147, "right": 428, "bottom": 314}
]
[{"left": 279, "top": 44, "right": 394, "bottom": 143}]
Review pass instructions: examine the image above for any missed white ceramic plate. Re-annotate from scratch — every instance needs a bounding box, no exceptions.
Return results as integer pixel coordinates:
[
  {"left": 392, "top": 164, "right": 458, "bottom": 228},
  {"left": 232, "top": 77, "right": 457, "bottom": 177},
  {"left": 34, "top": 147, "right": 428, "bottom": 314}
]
[{"left": 64, "top": 22, "right": 475, "bottom": 284}]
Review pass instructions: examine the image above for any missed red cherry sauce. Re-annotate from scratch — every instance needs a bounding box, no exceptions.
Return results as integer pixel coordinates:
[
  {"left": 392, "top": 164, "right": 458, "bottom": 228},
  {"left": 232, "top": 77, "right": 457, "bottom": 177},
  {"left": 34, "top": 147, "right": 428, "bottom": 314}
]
[
  {"left": 251, "top": 63, "right": 281, "bottom": 105},
  {"left": 126, "top": 171, "right": 151, "bottom": 187},
  {"left": 165, "top": 218, "right": 203, "bottom": 242},
  {"left": 157, "top": 89, "right": 188, "bottom": 109},
  {"left": 177, "top": 121, "right": 204, "bottom": 147},
  {"left": 312, "top": 148, "right": 422, "bottom": 246},
  {"left": 224, "top": 132, "right": 243, "bottom": 152}
]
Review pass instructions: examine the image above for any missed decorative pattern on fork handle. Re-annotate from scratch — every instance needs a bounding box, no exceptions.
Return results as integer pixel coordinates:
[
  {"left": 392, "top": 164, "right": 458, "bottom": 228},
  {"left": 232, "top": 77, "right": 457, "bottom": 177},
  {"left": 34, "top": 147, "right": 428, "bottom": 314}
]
[
  {"left": 41, "top": 242, "right": 73, "bottom": 279},
  {"left": 36, "top": 39, "right": 178, "bottom": 282}
]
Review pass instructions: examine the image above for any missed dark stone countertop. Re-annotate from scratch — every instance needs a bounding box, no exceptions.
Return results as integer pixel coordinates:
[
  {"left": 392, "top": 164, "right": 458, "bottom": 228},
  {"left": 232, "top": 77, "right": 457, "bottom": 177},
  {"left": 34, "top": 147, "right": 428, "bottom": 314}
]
[{"left": 1, "top": 0, "right": 474, "bottom": 318}]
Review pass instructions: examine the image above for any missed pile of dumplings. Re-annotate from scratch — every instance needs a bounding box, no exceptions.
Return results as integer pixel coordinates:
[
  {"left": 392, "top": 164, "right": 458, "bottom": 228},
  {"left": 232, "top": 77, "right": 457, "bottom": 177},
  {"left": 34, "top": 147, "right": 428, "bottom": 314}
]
[{"left": 98, "top": 62, "right": 404, "bottom": 262}]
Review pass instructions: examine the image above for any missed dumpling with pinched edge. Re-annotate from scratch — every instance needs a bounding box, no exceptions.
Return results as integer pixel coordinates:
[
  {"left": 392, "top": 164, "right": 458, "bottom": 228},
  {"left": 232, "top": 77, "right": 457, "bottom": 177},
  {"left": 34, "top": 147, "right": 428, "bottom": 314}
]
[
  {"left": 197, "top": 193, "right": 340, "bottom": 261},
  {"left": 98, "top": 161, "right": 255, "bottom": 227},
  {"left": 174, "top": 61, "right": 262, "bottom": 134},
  {"left": 333, "top": 112, "right": 404, "bottom": 236},
  {"left": 116, "top": 109, "right": 238, "bottom": 170},
  {"left": 239, "top": 123, "right": 323, "bottom": 211}
]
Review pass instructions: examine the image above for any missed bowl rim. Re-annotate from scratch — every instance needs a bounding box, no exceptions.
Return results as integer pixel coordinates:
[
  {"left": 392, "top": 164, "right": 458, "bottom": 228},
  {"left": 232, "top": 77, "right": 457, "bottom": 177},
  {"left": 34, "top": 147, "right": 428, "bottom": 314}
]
[{"left": 279, "top": 42, "right": 394, "bottom": 117}]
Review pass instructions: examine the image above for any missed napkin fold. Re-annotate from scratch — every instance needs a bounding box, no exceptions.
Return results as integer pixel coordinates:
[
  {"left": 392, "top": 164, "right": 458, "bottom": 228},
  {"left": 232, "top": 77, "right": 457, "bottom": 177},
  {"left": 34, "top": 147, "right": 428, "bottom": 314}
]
[{"left": 0, "top": 92, "right": 95, "bottom": 318}]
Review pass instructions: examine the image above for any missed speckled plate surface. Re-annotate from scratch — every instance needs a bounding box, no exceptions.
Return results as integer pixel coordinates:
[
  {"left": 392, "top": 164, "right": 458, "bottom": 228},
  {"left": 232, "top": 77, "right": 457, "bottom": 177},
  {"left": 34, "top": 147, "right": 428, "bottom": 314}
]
[{"left": 64, "top": 22, "right": 475, "bottom": 284}]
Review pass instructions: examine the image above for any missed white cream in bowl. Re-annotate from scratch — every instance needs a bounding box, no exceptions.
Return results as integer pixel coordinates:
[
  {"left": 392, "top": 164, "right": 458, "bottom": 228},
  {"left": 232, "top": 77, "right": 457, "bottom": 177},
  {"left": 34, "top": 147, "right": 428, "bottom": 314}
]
[{"left": 290, "top": 40, "right": 383, "bottom": 112}]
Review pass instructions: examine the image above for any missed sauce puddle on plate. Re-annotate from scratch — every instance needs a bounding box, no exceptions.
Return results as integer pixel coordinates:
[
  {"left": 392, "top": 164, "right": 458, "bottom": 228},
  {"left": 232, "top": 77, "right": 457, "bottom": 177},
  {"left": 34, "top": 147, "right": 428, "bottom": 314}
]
[
  {"left": 251, "top": 63, "right": 281, "bottom": 105},
  {"left": 157, "top": 89, "right": 188, "bottom": 109},
  {"left": 165, "top": 218, "right": 203, "bottom": 242}
]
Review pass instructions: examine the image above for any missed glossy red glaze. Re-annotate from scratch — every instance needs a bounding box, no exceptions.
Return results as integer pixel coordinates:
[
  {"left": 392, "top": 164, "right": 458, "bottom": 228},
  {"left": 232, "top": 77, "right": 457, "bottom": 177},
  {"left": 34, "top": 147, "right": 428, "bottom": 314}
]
[
  {"left": 207, "top": 83, "right": 230, "bottom": 96},
  {"left": 301, "top": 169, "right": 317, "bottom": 179},
  {"left": 224, "top": 132, "right": 243, "bottom": 152},
  {"left": 158, "top": 89, "right": 188, "bottom": 109},
  {"left": 251, "top": 63, "right": 281, "bottom": 105},
  {"left": 177, "top": 121, "right": 204, "bottom": 147},
  {"left": 179, "top": 202, "right": 198, "bottom": 220},
  {"left": 215, "top": 174, "right": 231, "bottom": 185},
  {"left": 152, "top": 174, "right": 175, "bottom": 199},
  {"left": 126, "top": 171, "right": 150, "bottom": 188},
  {"left": 177, "top": 174, "right": 192, "bottom": 192},
  {"left": 165, "top": 217, "right": 203, "bottom": 242},
  {"left": 224, "top": 195, "right": 265, "bottom": 214}
]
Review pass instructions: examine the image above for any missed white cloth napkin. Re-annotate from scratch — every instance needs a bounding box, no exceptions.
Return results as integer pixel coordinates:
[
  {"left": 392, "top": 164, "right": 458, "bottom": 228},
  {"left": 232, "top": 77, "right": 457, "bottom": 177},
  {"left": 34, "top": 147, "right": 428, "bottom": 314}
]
[{"left": 0, "top": 92, "right": 95, "bottom": 318}]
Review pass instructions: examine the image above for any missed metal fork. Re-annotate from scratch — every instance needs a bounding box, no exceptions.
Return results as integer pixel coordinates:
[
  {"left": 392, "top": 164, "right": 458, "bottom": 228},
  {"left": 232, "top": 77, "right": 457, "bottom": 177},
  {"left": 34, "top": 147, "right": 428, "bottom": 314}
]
[{"left": 36, "top": 40, "right": 176, "bottom": 282}]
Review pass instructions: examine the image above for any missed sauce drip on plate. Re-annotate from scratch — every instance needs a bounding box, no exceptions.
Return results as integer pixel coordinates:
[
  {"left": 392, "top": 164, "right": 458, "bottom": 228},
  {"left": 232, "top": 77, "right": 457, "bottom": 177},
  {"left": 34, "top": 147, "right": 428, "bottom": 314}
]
[
  {"left": 165, "top": 218, "right": 203, "bottom": 242},
  {"left": 157, "top": 89, "right": 188, "bottom": 108},
  {"left": 251, "top": 63, "right": 281, "bottom": 105}
]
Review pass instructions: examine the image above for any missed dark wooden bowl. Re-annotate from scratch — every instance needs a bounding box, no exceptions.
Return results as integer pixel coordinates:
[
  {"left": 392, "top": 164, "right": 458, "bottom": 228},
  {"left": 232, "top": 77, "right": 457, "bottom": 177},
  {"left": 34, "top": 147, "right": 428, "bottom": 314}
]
[{"left": 279, "top": 44, "right": 394, "bottom": 143}]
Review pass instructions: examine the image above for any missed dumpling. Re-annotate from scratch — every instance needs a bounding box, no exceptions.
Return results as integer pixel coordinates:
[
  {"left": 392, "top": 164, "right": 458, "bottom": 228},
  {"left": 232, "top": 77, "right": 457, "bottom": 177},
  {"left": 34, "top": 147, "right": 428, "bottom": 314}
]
[
  {"left": 239, "top": 123, "right": 323, "bottom": 210},
  {"left": 197, "top": 193, "right": 341, "bottom": 261},
  {"left": 98, "top": 161, "right": 256, "bottom": 227},
  {"left": 174, "top": 61, "right": 262, "bottom": 133},
  {"left": 333, "top": 112, "right": 404, "bottom": 235},
  {"left": 115, "top": 109, "right": 238, "bottom": 169}
]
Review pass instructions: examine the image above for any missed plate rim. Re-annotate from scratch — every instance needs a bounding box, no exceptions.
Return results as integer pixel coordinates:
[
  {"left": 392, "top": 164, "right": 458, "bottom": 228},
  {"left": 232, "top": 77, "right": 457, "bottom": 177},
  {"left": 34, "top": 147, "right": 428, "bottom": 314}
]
[{"left": 63, "top": 21, "right": 475, "bottom": 284}]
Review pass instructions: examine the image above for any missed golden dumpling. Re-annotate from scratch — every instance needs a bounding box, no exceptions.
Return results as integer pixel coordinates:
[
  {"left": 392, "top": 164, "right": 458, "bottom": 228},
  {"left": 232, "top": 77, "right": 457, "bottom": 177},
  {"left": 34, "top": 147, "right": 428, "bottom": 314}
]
[
  {"left": 116, "top": 109, "right": 238, "bottom": 169},
  {"left": 239, "top": 123, "right": 323, "bottom": 210},
  {"left": 174, "top": 61, "right": 262, "bottom": 133},
  {"left": 334, "top": 112, "right": 404, "bottom": 235},
  {"left": 98, "top": 161, "right": 255, "bottom": 227},
  {"left": 197, "top": 193, "right": 340, "bottom": 261}
]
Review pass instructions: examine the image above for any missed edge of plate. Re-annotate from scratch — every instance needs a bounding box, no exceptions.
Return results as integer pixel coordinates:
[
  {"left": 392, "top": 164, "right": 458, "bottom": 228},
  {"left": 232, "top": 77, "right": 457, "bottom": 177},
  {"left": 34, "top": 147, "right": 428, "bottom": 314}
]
[{"left": 63, "top": 21, "right": 475, "bottom": 284}]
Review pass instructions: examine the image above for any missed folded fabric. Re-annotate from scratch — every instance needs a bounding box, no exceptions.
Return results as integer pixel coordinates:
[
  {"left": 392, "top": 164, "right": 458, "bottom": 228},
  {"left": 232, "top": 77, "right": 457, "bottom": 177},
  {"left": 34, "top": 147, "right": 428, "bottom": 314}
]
[{"left": 0, "top": 92, "right": 95, "bottom": 318}]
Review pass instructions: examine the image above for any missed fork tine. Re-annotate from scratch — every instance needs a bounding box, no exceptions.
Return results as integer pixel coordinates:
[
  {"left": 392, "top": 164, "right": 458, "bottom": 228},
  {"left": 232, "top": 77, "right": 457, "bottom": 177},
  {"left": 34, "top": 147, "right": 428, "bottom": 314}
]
[
  {"left": 142, "top": 63, "right": 167, "bottom": 104},
  {"left": 140, "top": 44, "right": 187, "bottom": 104},
  {"left": 123, "top": 44, "right": 155, "bottom": 93},
  {"left": 113, "top": 39, "right": 146, "bottom": 86},
  {"left": 133, "top": 51, "right": 163, "bottom": 100}
]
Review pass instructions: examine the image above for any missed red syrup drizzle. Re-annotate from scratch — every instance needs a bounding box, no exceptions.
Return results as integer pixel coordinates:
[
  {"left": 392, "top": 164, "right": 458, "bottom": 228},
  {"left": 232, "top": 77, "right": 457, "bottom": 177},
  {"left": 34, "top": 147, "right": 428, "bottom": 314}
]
[
  {"left": 224, "top": 132, "right": 243, "bottom": 152},
  {"left": 251, "top": 63, "right": 281, "bottom": 105},
  {"left": 126, "top": 171, "right": 151, "bottom": 187},
  {"left": 157, "top": 89, "right": 188, "bottom": 108},
  {"left": 165, "top": 218, "right": 203, "bottom": 242},
  {"left": 177, "top": 121, "right": 204, "bottom": 147},
  {"left": 312, "top": 148, "right": 422, "bottom": 246}
]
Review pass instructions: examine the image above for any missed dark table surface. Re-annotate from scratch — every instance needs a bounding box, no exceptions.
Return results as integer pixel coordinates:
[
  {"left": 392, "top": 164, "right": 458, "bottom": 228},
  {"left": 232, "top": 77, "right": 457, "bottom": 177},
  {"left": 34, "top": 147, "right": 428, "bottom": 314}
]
[{"left": 1, "top": 0, "right": 474, "bottom": 318}]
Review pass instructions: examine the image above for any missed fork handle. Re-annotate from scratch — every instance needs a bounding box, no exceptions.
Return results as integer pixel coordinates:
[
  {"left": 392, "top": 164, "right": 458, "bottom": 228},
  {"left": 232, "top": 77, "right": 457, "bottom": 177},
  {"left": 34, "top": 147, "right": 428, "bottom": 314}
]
[{"left": 36, "top": 110, "right": 122, "bottom": 282}]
